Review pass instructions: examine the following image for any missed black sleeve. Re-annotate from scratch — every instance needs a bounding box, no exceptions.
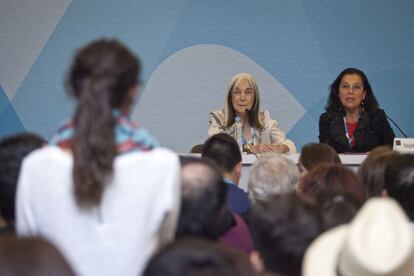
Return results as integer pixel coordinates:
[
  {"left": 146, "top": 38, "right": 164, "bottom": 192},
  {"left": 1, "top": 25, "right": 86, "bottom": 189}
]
[
  {"left": 377, "top": 109, "right": 396, "bottom": 146},
  {"left": 319, "top": 113, "right": 332, "bottom": 145}
]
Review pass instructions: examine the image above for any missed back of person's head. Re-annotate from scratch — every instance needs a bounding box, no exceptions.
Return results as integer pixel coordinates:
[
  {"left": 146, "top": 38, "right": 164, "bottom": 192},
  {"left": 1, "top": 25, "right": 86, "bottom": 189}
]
[
  {"left": 358, "top": 145, "right": 399, "bottom": 197},
  {"left": 177, "top": 157, "right": 230, "bottom": 240},
  {"left": 0, "top": 237, "right": 75, "bottom": 276},
  {"left": 248, "top": 153, "right": 299, "bottom": 203},
  {"left": 385, "top": 154, "right": 414, "bottom": 220},
  {"left": 299, "top": 143, "right": 341, "bottom": 172},
  {"left": 0, "top": 133, "right": 45, "bottom": 224},
  {"left": 299, "top": 163, "right": 366, "bottom": 203},
  {"left": 201, "top": 133, "right": 241, "bottom": 174},
  {"left": 251, "top": 193, "right": 324, "bottom": 276},
  {"left": 317, "top": 192, "right": 362, "bottom": 230},
  {"left": 144, "top": 238, "right": 257, "bottom": 276},
  {"left": 68, "top": 38, "right": 140, "bottom": 208}
]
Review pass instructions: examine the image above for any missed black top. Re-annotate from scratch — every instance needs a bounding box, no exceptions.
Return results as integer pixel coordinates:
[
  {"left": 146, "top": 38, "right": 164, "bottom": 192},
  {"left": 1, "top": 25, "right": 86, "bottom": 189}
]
[{"left": 319, "top": 109, "right": 395, "bottom": 153}]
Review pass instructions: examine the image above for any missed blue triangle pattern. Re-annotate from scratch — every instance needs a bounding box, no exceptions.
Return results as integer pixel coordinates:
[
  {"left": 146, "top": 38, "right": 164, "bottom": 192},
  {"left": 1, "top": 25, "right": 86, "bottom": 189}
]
[{"left": 0, "top": 86, "right": 26, "bottom": 138}]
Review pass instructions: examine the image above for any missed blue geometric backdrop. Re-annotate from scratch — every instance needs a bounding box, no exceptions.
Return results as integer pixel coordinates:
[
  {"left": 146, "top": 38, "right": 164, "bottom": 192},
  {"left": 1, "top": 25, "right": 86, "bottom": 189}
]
[{"left": 1, "top": 1, "right": 414, "bottom": 152}]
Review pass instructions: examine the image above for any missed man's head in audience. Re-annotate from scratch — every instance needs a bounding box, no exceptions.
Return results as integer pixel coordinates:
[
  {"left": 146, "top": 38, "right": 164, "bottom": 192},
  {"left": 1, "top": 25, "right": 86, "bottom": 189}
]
[
  {"left": 202, "top": 133, "right": 242, "bottom": 184},
  {"left": 177, "top": 157, "right": 229, "bottom": 240},
  {"left": 143, "top": 238, "right": 257, "bottom": 276},
  {"left": 385, "top": 154, "right": 414, "bottom": 221},
  {"left": 250, "top": 193, "right": 324, "bottom": 276},
  {"left": 248, "top": 153, "right": 299, "bottom": 203},
  {"left": 0, "top": 133, "right": 45, "bottom": 230}
]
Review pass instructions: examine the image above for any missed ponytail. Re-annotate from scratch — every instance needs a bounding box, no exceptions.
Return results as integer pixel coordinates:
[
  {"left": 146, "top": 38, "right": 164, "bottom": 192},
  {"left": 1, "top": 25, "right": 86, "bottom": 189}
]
[
  {"left": 72, "top": 77, "right": 116, "bottom": 207},
  {"left": 68, "top": 39, "right": 139, "bottom": 208}
]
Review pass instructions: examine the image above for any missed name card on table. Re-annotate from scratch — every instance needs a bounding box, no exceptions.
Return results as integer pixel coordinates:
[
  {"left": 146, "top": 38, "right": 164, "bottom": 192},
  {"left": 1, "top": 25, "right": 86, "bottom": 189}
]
[{"left": 393, "top": 138, "right": 414, "bottom": 153}]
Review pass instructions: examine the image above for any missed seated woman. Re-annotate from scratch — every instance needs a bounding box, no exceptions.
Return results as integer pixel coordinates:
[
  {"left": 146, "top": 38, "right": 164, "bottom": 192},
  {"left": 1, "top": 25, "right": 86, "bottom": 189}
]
[
  {"left": 208, "top": 73, "right": 296, "bottom": 154},
  {"left": 319, "top": 68, "right": 395, "bottom": 153}
]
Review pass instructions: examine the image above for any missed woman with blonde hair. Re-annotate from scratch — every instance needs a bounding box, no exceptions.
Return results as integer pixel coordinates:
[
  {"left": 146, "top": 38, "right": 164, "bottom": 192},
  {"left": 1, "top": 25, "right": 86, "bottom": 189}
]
[{"left": 208, "top": 73, "right": 296, "bottom": 154}]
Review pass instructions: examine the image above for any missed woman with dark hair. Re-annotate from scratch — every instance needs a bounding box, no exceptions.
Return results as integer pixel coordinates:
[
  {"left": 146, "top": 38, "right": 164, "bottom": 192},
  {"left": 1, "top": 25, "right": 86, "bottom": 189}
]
[
  {"left": 209, "top": 73, "right": 296, "bottom": 154},
  {"left": 15, "top": 39, "right": 181, "bottom": 276},
  {"left": 319, "top": 68, "right": 395, "bottom": 153},
  {"left": 299, "top": 163, "right": 366, "bottom": 204},
  {"left": 298, "top": 143, "right": 341, "bottom": 174},
  {"left": 358, "top": 145, "right": 400, "bottom": 198}
]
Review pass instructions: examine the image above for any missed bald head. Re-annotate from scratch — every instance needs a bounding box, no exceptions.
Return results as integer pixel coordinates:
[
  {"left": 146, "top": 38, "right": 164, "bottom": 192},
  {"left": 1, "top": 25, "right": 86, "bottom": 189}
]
[
  {"left": 181, "top": 162, "right": 221, "bottom": 199},
  {"left": 177, "top": 157, "right": 228, "bottom": 240}
]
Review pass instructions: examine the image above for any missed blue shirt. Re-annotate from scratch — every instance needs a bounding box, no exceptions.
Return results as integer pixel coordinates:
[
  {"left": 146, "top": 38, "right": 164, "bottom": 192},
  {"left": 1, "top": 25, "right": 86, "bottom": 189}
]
[{"left": 224, "top": 179, "right": 252, "bottom": 213}]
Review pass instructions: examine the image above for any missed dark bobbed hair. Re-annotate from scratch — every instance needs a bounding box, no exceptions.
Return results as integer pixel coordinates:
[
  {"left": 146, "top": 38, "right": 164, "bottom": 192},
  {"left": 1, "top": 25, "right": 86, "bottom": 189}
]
[
  {"left": 385, "top": 154, "right": 414, "bottom": 220},
  {"left": 358, "top": 145, "right": 399, "bottom": 197},
  {"left": 224, "top": 73, "right": 263, "bottom": 129},
  {"left": 0, "top": 133, "right": 45, "bottom": 223},
  {"left": 0, "top": 237, "right": 75, "bottom": 276},
  {"left": 177, "top": 157, "right": 232, "bottom": 240},
  {"left": 300, "top": 164, "right": 366, "bottom": 203},
  {"left": 325, "top": 68, "right": 379, "bottom": 114},
  {"left": 143, "top": 238, "right": 256, "bottom": 276},
  {"left": 201, "top": 133, "right": 241, "bottom": 173},
  {"left": 299, "top": 143, "right": 341, "bottom": 171},
  {"left": 251, "top": 193, "right": 324, "bottom": 276},
  {"left": 67, "top": 39, "right": 140, "bottom": 208}
]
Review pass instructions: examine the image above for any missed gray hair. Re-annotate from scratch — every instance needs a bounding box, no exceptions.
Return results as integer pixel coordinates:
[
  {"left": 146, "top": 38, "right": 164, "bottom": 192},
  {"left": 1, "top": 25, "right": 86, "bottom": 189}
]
[{"left": 248, "top": 153, "right": 299, "bottom": 203}]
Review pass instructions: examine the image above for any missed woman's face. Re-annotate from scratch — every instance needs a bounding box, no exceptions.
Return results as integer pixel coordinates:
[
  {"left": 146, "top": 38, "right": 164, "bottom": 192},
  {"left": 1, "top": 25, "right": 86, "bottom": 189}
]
[
  {"left": 338, "top": 73, "right": 366, "bottom": 112},
  {"left": 231, "top": 79, "right": 255, "bottom": 115}
]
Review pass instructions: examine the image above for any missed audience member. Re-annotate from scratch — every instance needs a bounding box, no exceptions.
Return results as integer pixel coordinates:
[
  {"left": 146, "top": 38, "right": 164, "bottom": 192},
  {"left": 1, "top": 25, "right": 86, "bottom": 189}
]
[
  {"left": 385, "top": 153, "right": 414, "bottom": 221},
  {"left": 0, "top": 236, "right": 75, "bottom": 276},
  {"left": 202, "top": 133, "right": 251, "bottom": 214},
  {"left": 299, "top": 163, "right": 365, "bottom": 203},
  {"left": 178, "top": 157, "right": 254, "bottom": 254},
  {"left": 15, "top": 39, "right": 181, "bottom": 276},
  {"left": 0, "top": 133, "right": 45, "bottom": 235},
  {"left": 144, "top": 238, "right": 257, "bottom": 276},
  {"left": 251, "top": 193, "right": 324, "bottom": 276},
  {"left": 248, "top": 153, "right": 299, "bottom": 203},
  {"left": 317, "top": 192, "right": 361, "bottom": 230},
  {"left": 303, "top": 198, "right": 414, "bottom": 276},
  {"left": 358, "top": 145, "right": 399, "bottom": 197},
  {"left": 298, "top": 143, "right": 341, "bottom": 174}
]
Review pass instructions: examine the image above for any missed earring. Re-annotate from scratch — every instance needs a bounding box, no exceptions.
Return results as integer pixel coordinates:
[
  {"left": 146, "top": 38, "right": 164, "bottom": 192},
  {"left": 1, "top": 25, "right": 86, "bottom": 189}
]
[{"left": 360, "top": 99, "right": 365, "bottom": 112}]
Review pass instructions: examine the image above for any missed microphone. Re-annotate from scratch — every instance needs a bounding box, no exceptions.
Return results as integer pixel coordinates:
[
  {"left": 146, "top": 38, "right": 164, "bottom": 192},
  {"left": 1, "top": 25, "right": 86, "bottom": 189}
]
[
  {"left": 242, "top": 108, "right": 249, "bottom": 135},
  {"left": 386, "top": 114, "right": 408, "bottom": 138}
]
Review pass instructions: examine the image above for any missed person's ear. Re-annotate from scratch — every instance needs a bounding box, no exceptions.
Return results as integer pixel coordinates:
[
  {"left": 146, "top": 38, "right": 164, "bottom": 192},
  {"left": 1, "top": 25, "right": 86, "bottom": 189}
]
[
  {"left": 250, "top": 250, "right": 265, "bottom": 274},
  {"left": 382, "top": 189, "right": 388, "bottom": 197},
  {"left": 235, "top": 161, "right": 242, "bottom": 178}
]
